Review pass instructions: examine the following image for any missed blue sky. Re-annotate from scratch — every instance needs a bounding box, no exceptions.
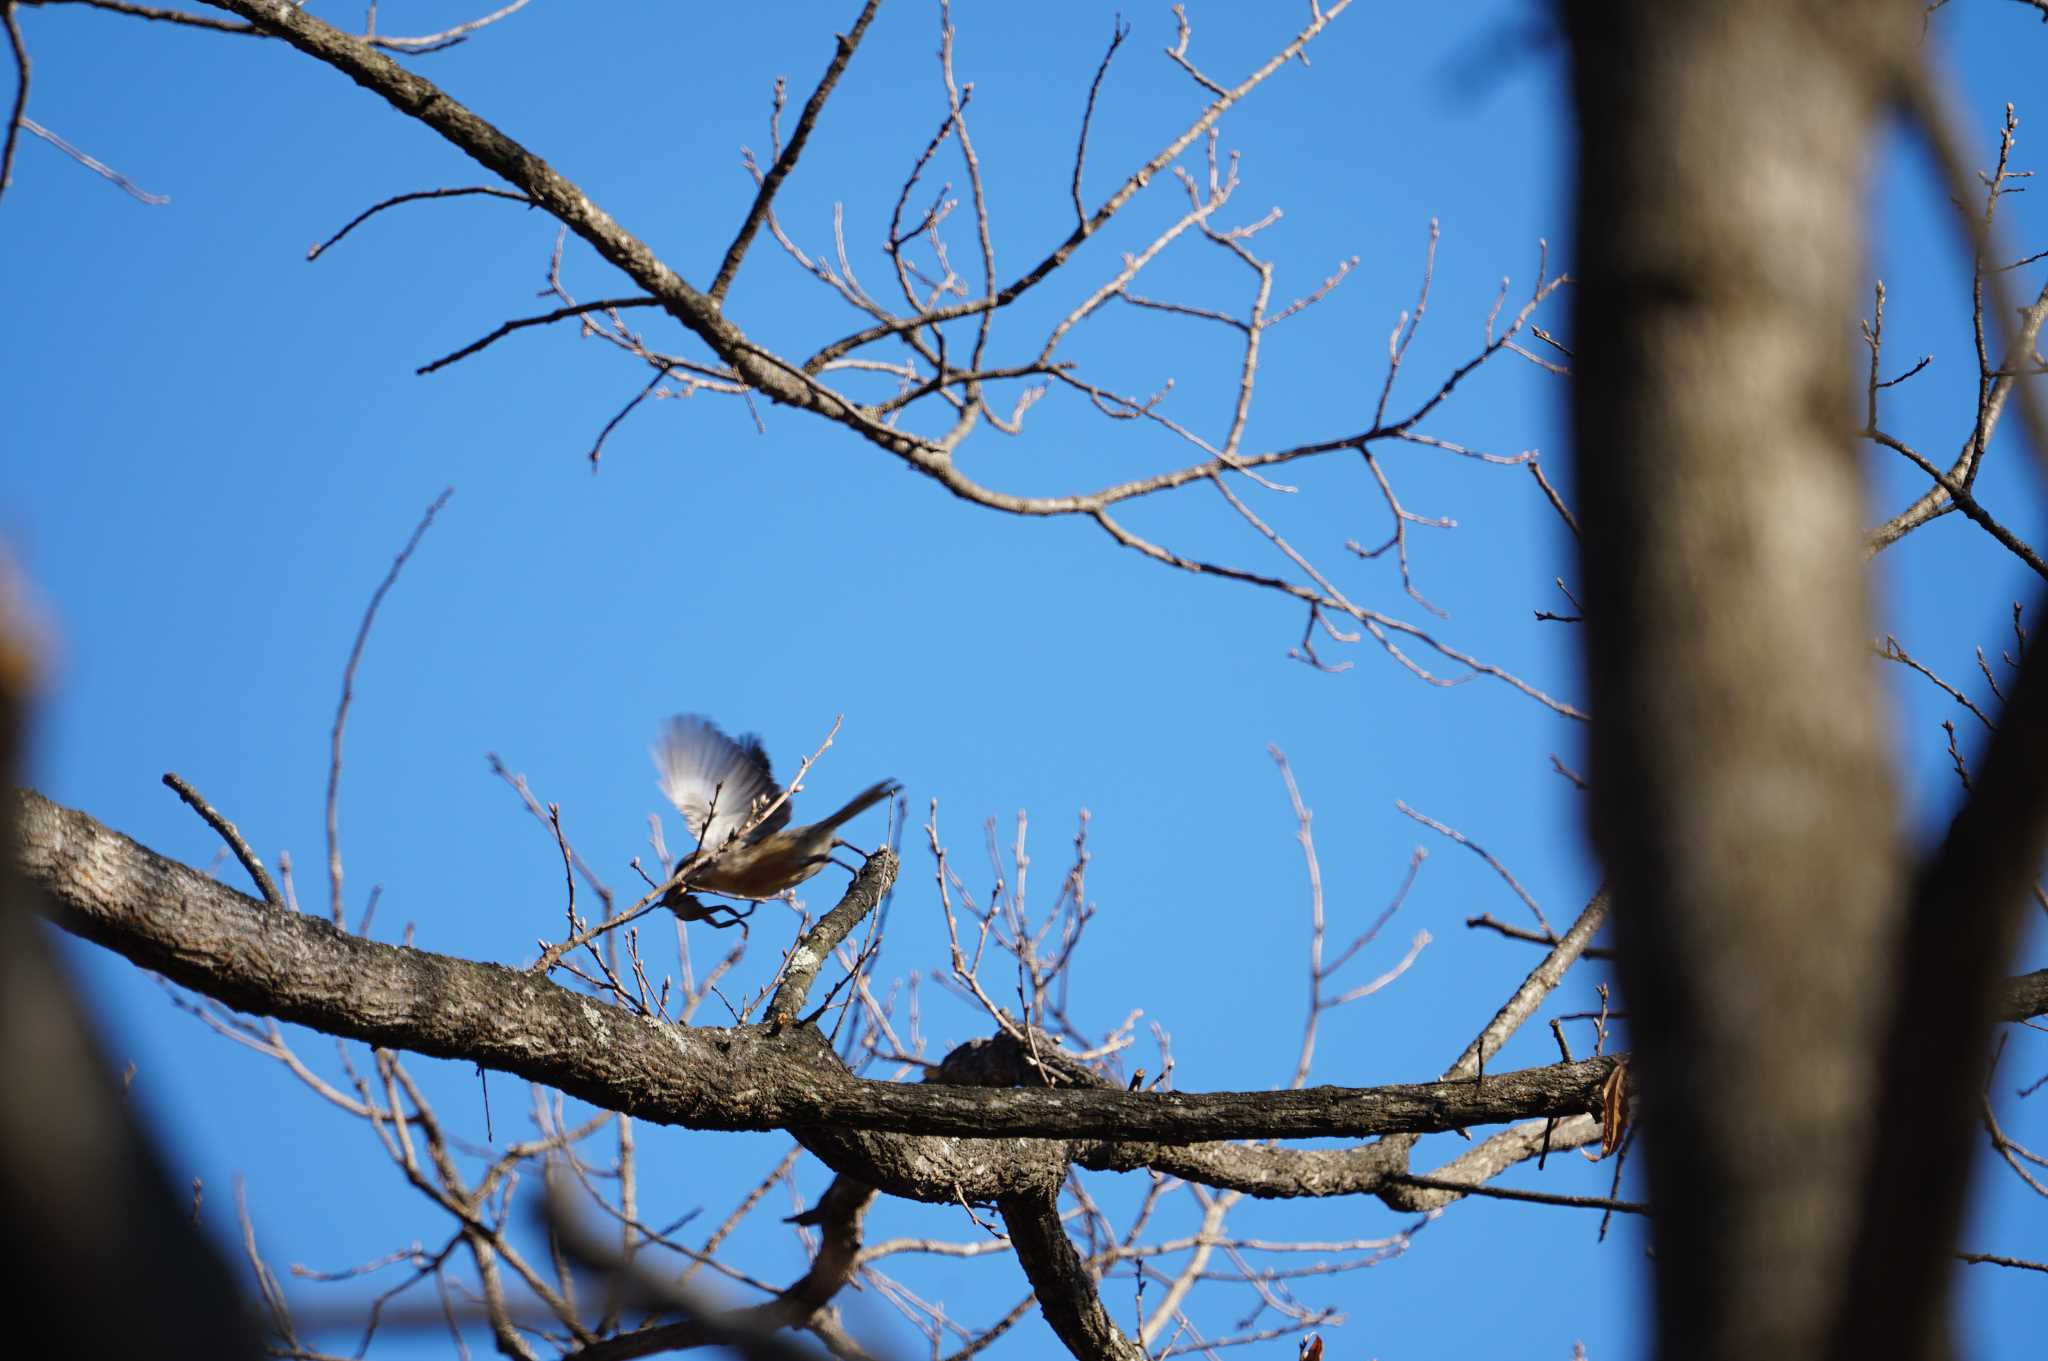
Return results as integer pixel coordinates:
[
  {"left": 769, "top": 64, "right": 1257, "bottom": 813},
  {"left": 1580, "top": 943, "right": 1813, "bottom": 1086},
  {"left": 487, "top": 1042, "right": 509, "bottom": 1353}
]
[{"left": 4, "top": 2, "right": 2046, "bottom": 1357}]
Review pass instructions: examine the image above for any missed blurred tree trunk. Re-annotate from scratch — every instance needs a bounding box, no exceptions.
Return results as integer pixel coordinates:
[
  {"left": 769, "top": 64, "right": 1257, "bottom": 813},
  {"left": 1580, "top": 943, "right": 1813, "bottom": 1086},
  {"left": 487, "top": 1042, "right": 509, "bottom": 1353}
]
[
  {"left": 1565, "top": 2, "right": 1915, "bottom": 1358},
  {"left": 0, "top": 579, "right": 261, "bottom": 1361}
]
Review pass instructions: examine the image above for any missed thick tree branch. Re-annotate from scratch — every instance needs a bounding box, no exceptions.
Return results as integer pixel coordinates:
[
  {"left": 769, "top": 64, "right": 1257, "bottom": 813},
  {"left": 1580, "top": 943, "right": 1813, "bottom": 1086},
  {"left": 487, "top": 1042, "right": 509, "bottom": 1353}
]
[
  {"left": 2002, "top": 967, "right": 2048, "bottom": 1022},
  {"left": 1372, "top": 885, "right": 1610, "bottom": 1207},
  {"left": 17, "top": 790, "right": 1618, "bottom": 1159},
  {"left": 997, "top": 1186, "right": 1147, "bottom": 1361},
  {"left": 23, "top": 776, "right": 2048, "bottom": 1220}
]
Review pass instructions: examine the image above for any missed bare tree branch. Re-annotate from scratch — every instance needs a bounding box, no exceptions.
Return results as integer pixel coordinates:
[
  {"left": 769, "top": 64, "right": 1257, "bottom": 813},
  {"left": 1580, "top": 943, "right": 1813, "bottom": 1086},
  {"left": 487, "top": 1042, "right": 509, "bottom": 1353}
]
[
  {"left": 17, "top": 789, "right": 1621, "bottom": 1156},
  {"left": 327, "top": 489, "right": 451, "bottom": 927},
  {"left": 710, "top": 1, "right": 881, "bottom": 304},
  {"left": 999, "top": 1185, "right": 1146, "bottom": 1361}
]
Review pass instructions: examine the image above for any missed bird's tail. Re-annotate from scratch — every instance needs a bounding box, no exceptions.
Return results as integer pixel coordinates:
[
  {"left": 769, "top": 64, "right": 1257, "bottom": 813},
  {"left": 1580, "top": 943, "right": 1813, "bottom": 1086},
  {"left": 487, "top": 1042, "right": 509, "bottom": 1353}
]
[{"left": 817, "top": 779, "right": 903, "bottom": 831}]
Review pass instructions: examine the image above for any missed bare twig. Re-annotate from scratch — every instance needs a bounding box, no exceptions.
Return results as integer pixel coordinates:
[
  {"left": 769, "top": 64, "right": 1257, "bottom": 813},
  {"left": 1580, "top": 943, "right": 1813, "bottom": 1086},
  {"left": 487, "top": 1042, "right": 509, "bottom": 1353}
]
[
  {"left": 1397, "top": 802, "right": 1553, "bottom": 935},
  {"left": 162, "top": 772, "right": 284, "bottom": 909},
  {"left": 306, "top": 185, "right": 533, "bottom": 261},
  {"left": 328, "top": 488, "right": 453, "bottom": 926},
  {"left": 1, "top": 1, "right": 27, "bottom": 205},
  {"left": 33, "top": 0, "right": 261, "bottom": 37},
  {"left": 14, "top": 115, "right": 168, "bottom": 202},
  {"left": 1391, "top": 1173, "right": 1646, "bottom": 1215},
  {"left": 1070, "top": 17, "right": 1129, "bottom": 224},
  {"left": 710, "top": 0, "right": 881, "bottom": 304}
]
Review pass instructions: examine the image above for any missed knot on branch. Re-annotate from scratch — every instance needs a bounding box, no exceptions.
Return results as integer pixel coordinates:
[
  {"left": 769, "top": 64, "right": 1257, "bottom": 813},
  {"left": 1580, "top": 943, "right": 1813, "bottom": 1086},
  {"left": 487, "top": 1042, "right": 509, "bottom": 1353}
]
[{"left": 931, "top": 1026, "right": 1107, "bottom": 1090}]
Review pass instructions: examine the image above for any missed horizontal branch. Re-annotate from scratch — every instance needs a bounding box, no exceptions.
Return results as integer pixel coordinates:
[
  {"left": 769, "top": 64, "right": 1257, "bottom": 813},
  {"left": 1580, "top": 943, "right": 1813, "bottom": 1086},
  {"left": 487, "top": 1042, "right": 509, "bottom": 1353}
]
[
  {"left": 20, "top": 789, "right": 1617, "bottom": 1146},
  {"left": 27, "top": 0, "right": 262, "bottom": 37},
  {"left": 2001, "top": 966, "right": 2048, "bottom": 1022}
]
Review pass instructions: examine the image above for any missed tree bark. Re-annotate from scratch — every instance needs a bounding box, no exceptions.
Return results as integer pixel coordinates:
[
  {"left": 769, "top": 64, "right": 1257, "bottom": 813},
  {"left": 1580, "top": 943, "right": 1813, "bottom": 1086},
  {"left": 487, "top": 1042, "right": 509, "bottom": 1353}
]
[
  {"left": 1564, "top": 3, "right": 1922, "bottom": 1359},
  {"left": 14, "top": 789, "right": 1615, "bottom": 1178}
]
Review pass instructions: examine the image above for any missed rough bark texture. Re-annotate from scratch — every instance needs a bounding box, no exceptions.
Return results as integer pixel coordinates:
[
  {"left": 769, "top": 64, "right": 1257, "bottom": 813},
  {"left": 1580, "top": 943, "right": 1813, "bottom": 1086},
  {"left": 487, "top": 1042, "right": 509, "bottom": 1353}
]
[
  {"left": 1996, "top": 966, "right": 2048, "bottom": 1023},
  {"left": 15, "top": 790, "right": 1615, "bottom": 1183},
  {"left": 766, "top": 847, "right": 896, "bottom": 1029},
  {"left": 1564, "top": 3, "right": 1922, "bottom": 1359},
  {"left": 999, "top": 1187, "right": 1149, "bottom": 1361}
]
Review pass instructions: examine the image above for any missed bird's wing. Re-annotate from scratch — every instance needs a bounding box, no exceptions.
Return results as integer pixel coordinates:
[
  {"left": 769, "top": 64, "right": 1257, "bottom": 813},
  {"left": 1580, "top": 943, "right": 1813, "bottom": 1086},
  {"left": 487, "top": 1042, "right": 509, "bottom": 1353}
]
[{"left": 653, "top": 715, "right": 792, "bottom": 849}]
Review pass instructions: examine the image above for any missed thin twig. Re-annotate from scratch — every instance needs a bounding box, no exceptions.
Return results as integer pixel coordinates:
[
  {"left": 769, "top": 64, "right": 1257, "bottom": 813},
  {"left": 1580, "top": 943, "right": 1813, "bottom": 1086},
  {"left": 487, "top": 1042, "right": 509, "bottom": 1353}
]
[
  {"left": 1527, "top": 455, "right": 1580, "bottom": 538},
  {"left": 1, "top": 1, "right": 28, "bottom": 205},
  {"left": 1465, "top": 912, "right": 1615, "bottom": 960},
  {"left": 709, "top": 0, "right": 881, "bottom": 303},
  {"left": 34, "top": 0, "right": 261, "bottom": 36},
  {"left": 328, "top": 489, "right": 453, "bottom": 926},
  {"left": 1957, "top": 1251, "right": 2048, "bottom": 1274},
  {"left": 1391, "top": 1174, "right": 1646, "bottom": 1215},
  {"left": 161, "top": 771, "right": 284, "bottom": 908},
  {"left": 16, "top": 115, "right": 168, "bottom": 203},
  {"left": 417, "top": 297, "right": 661, "bottom": 375},
  {"left": 306, "top": 185, "right": 532, "bottom": 261},
  {"left": 1397, "top": 802, "right": 1553, "bottom": 935},
  {"left": 1070, "top": 17, "right": 1129, "bottom": 225},
  {"left": 362, "top": 0, "right": 532, "bottom": 54}
]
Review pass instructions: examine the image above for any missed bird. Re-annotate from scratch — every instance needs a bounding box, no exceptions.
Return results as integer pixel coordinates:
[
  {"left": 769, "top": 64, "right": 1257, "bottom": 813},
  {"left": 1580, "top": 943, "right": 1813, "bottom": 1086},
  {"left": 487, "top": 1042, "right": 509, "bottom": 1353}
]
[{"left": 651, "top": 715, "right": 899, "bottom": 911}]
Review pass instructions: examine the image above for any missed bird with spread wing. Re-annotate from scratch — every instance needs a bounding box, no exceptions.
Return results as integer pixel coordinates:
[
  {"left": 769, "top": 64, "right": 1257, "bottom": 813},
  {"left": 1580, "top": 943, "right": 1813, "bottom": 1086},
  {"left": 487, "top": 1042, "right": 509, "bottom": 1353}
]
[{"left": 652, "top": 715, "right": 899, "bottom": 921}]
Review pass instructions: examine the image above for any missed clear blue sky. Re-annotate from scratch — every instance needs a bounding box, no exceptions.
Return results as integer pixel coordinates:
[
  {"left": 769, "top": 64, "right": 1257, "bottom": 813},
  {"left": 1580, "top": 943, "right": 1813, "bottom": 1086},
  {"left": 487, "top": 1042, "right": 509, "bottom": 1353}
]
[{"left": 4, "top": 2, "right": 2045, "bottom": 1357}]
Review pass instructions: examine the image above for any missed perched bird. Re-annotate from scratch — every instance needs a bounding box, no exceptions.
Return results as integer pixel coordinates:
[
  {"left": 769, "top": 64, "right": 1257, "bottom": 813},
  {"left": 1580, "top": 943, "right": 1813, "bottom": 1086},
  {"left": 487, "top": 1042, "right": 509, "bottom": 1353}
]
[{"left": 652, "top": 715, "right": 899, "bottom": 908}]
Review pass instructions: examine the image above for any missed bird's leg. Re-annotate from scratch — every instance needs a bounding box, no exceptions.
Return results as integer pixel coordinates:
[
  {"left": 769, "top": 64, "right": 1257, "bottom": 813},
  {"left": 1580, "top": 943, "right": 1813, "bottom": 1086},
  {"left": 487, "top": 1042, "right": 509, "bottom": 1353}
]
[
  {"left": 700, "top": 899, "right": 755, "bottom": 930},
  {"left": 828, "top": 836, "right": 879, "bottom": 877}
]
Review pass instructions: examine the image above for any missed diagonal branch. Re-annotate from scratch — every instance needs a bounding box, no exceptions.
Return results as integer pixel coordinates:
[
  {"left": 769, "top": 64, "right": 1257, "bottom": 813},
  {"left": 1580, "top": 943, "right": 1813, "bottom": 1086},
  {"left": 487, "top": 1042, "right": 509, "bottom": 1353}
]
[
  {"left": 160, "top": 771, "right": 283, "bottom": 909},
  {"left": 1835, "top": 604, "right": 2048, "bottom": 1357},
  {"left": 709, "top": 0, "right": 882, "bottom": 305},
  {"left": 1867, "top": 280, "right": 2048, "bottom": 554},
  {"left": 766, "top": 848, "right": 896, "bottom": 1028},
  {"left": 998, "top": 1186, "right": 1147, "bottom": 1361},
  {"left": 564, "top": 1174, "right": 878, "bottom": 1361},
  {"left": 1835, "top": 485, "right": 2048, "bottom": 1359},
  {"left": 200, "top": 0, "right": 884, "bottom": 440},
  {"left": 1828, "top": 49, "right": 2048, "bottom": 1361},
  {"left": 416, "top": 297, "right": 663, "bottom": 376},
  {"left": 2, "top": 1, "right": 27, "bottom": 208}
]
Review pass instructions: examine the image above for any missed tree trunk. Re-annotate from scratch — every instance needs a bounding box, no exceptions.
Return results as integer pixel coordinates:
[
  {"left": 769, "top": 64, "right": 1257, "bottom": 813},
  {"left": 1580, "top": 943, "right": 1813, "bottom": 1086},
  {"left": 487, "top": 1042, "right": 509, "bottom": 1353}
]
[{"left": 1564, "top": 4, "right": 1921, "bottom": 1358}]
